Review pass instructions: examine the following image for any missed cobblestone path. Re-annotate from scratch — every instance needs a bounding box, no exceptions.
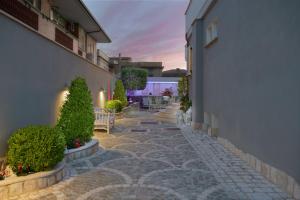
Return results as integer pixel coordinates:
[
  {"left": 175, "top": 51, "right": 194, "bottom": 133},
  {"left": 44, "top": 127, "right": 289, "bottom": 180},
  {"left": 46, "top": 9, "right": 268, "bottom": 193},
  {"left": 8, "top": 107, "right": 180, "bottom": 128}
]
[{"left": 14, "top": 105, "right": 291, "bottom": 200}]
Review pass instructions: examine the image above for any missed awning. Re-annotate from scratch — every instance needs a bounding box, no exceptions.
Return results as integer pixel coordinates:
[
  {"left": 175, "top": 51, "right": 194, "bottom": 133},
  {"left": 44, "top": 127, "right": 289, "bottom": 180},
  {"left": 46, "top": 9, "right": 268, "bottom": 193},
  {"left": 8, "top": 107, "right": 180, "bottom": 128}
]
[{"left": 50, "top": 0, "right": 111, "bottom": 43}]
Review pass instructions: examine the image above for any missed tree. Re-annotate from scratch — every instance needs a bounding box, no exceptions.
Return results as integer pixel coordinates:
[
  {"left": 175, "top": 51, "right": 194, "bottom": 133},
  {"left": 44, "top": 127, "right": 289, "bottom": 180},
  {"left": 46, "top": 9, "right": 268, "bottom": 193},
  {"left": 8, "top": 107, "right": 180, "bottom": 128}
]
[
  {"left": 56, "top": 77, "right": 95, "bottom": 148},
  {"left": 113, "top": 80, "right": 127, "bottom": 107},
  {"left": 121, "top": 67, "right": 148, "bottom": 90}
]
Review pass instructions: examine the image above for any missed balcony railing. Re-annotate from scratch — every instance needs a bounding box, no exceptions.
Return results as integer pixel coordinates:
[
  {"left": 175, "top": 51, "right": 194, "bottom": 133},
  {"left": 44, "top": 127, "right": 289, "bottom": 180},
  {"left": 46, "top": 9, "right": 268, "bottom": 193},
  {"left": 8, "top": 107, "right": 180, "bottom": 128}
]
[{"left": 0, "top": 0, "right": 38, "bottom": 30}]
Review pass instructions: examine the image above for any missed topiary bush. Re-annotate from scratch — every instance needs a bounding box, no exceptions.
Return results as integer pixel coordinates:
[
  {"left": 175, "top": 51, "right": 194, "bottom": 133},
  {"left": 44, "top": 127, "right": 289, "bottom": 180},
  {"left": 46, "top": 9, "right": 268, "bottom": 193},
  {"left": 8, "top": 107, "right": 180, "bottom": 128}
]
[
  {"left": 121, "top": 67, "right": 148, "bottom": 90},
  {"left": 113, "top": 80, "right": 127, "bottom": 107},
  {"left": 106, "top": 100, "right": 123, "bottom": 113},
  {"left": 7, "top": 125, "right": 65, "bottom": 175},
  {"left": 56, "top": 77, "right": 95, "bottom": 148}
]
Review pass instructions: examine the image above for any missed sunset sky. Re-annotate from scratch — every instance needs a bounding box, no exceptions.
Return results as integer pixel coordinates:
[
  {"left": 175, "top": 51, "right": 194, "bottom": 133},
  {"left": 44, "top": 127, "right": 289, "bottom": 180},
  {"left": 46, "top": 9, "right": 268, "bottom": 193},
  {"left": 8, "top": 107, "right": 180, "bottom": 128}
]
[{"left": 83, "top": 0, "right": 189, "bottom": 70}]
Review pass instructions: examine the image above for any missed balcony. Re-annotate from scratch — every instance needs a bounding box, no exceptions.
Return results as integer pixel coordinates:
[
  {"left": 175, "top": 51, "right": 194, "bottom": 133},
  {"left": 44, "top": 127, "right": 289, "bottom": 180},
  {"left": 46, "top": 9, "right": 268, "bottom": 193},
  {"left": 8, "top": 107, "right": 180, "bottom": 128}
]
[
  {"left": 0, "top": 0, "right": 111, "bottom": 72},
  {"left": 0, "top": 0, "right": 38, "bottom": 30},
  {"left": 55, "top": 28, "right": 73, "bottom": 51}
]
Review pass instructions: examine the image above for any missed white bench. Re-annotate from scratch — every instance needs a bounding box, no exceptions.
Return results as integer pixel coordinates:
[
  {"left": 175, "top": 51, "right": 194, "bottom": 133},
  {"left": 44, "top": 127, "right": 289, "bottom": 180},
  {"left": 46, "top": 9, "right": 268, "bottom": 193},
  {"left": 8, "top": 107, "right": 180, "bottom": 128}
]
[{"left": 94, "top": 108, "right": 115, "bottom": 134}]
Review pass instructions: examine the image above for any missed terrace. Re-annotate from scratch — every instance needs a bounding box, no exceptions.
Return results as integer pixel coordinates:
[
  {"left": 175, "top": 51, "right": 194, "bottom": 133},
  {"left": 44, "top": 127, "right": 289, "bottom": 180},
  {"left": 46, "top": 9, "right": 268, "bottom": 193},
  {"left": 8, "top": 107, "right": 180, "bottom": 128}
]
[{"left": 0, "top": 0, "right": 111, "bottom": 70}]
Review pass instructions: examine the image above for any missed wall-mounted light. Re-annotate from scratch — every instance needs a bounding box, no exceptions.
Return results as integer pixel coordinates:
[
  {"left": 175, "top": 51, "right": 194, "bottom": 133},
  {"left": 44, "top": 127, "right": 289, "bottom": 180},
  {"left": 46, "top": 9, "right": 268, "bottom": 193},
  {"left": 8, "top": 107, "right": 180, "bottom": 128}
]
[
  {"left": 54, "top": 85, "right": 69, "bottom": 122},
  {"left": 99, "top": 88, "right": 105, "bottom": 108}
]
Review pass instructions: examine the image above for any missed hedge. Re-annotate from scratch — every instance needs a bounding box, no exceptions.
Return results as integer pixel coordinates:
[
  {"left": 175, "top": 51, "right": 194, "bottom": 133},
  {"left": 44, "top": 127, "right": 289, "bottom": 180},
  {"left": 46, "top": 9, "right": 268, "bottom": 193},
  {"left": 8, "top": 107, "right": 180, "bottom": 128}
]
[
  {"left": 121, "top": 67, "right": 147, "bottom": 90},
  {"left": 106, "top": 100, "right": 123, "bottom": 113},
  {"left": 56, "top": 77, "right": 95, "bottom": 148},
  {"left": 7, "top": 126, "right": 65, "bottom": 175},
  {"left": 113, "top": 80, "right": 127, "bottom": 107}
]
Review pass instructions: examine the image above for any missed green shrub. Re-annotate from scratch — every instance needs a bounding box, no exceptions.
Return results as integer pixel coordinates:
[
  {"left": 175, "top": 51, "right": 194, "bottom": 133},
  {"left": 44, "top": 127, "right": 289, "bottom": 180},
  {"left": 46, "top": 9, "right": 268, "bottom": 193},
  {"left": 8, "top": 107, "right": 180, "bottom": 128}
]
[
  {"left": 180, "top": 94, "right": 192, "bottom": 112},
  {"left": 121, "top": 67, "right": 148, "bottom": 90},
  {"left": 56, "top": 77, "right": 95, "bottom": 148},
  {"left": 178, "top": 76, "right": 192, "bottom": 112},
  {"left": 106, "top": 100, "right": 123, "bottom": 113},
  {"left": 7, "top": 126, "right": 65, "bottom": 174},
  {"left": 113, "top": 80, "right": 127, "bottom": 107}
]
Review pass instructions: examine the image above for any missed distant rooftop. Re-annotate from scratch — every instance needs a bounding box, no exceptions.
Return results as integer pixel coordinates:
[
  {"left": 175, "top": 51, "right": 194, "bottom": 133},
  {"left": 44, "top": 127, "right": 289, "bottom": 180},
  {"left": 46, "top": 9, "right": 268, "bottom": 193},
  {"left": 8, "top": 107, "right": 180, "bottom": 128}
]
[{"left": 162, "top": 68, "right": 187, "bottom": 77}]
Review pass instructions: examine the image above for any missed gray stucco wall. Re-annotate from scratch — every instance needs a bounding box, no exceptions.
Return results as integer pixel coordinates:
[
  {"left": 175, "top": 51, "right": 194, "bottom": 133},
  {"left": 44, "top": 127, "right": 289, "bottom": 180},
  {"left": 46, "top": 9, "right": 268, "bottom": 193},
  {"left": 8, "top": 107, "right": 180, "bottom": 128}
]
[
  {"left": 185, "top": 0, "right": 206, "bottom": 31},
  {"left": 191, "top": 20, "right": 204, "bottom": 128},
  {"left": 201, "top": 0, "right": 300, "bottom": 183},
  {"left": 0, "top": 14, "right": 114, "bottom": 156}
]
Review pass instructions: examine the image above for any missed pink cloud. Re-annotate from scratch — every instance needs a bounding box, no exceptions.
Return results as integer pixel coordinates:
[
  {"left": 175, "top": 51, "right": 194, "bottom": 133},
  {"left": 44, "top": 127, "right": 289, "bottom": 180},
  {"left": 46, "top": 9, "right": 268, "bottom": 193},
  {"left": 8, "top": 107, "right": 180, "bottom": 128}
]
[{"left": 84, "top": 0, "right": 189, "bottom": 70}]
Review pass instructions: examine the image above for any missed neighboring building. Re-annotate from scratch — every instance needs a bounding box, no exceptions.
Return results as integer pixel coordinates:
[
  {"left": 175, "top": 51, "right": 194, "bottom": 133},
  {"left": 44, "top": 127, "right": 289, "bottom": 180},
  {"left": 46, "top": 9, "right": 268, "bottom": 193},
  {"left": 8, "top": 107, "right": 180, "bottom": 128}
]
[
  {"left": 97, "top": 49, "right": 109, "bottom": 71},
  {"left": 185, "top": 0, "right": 300, "bottom": 198},
  {"left": 130, "top": 62, "right": 163, "bottom": 77},
  {"left": 109, "top": 56, "right": 164, "bottom": 77},
  {"left": 162, "top": 68, "right": 187, "bottom": 77},
  {"left": 0, "top": 0, "right": 114, "bottom": 156},
  {"left": 109, "top": 56, "right": 131, "bottom": 75}
]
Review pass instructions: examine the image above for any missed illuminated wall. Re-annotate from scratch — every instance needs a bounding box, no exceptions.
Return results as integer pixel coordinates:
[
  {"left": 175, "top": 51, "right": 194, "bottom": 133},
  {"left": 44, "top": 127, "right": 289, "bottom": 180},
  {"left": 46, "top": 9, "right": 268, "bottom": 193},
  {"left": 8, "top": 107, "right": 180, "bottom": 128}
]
[
  {"left": 128, "top": 77, "right": 180, "bottom": 96},
  {"left": 0, "top": 15, "right": 114, "bottom": 156}
]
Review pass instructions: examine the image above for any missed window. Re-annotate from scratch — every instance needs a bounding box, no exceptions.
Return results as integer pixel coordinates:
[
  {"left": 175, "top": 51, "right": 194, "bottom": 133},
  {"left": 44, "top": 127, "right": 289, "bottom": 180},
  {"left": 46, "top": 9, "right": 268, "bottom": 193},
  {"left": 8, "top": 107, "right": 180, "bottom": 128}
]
[{"left": 206, "top": 20, "right": 218, "bottom": 45}]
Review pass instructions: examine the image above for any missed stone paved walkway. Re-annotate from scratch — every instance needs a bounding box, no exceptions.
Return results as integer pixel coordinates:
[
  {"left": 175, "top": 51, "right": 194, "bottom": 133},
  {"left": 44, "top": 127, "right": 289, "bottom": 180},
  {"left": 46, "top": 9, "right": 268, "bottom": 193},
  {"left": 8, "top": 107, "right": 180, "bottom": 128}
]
[{"left": 13, "top": 105, "right": 292, "bottom": 200}]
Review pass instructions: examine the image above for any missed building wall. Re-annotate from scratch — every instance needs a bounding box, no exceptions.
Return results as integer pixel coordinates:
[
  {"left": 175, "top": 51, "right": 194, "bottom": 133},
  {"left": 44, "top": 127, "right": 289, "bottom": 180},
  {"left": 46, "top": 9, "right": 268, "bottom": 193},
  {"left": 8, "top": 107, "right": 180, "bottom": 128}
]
[
  {"left": 200, "top": 0, "right": 300, "bottom": 183},
  {"left": 185, "top": 0, "right": 206, "bottom": 32},
  {"left": 0, "top": 14, "right": 114, "bottom": 156},
  {"left": 86, "top": 34, "right": 97, "bottom": 64},
  {"left": 147, "top": 68, "right": 163, "bottom": 77}
]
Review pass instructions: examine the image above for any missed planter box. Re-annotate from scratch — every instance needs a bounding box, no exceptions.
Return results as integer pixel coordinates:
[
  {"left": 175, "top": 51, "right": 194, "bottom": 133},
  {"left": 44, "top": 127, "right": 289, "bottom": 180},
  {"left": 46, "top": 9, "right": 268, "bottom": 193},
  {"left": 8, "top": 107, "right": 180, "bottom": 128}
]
[
  {"left": 115, "top": 112, "right": 123, "bottom": 120},
  {"left": 64, "top": 139, "right": 99, "bottom": 162},
  {"left": 0, "top": 139, "right": 100, "bottom": 198},
  {"left": 0, "top": 160, "right": 66, "bottom": 198}
]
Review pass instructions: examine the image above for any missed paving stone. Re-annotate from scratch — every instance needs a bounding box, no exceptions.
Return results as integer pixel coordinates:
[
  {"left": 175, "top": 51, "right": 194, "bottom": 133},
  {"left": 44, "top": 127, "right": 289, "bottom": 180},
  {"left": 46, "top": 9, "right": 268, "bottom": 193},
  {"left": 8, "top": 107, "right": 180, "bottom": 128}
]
[{"left": 11, "top": 107, "right": 291, "bottom": 200}]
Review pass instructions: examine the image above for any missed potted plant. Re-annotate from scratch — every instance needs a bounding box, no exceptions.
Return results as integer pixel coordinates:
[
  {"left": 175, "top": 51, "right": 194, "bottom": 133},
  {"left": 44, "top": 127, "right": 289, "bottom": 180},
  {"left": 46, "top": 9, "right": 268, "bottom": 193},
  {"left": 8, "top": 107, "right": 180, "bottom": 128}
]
[{"left": 162, "top": 88, "right": 173, "bottom": 102}]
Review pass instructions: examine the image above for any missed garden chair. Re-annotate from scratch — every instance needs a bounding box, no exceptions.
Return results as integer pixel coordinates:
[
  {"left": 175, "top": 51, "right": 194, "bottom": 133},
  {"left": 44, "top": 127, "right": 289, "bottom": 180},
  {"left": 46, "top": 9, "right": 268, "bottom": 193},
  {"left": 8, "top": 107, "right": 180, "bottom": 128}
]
[
  {"left": 94, "top": 108, "right": 115, "bottom": 134},
  {"left": 148, "top": 96, "right": 158, "bottom": 111}
]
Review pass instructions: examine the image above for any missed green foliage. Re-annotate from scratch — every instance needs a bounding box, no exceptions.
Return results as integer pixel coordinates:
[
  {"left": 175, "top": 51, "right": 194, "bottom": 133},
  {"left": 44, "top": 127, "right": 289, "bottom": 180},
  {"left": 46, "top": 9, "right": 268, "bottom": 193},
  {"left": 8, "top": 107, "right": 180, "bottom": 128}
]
[
  {"left": 7, "top": 126, "right": 65, "bottom": 174},
  {"left": 106, "top": 100, "right": 123, "bottom": 113},
  {"left": 121, "top": 68, "right": 148, "bottom": 90},
  {"left": 178, "top": 77, "right": 192, "bottom": 112},
  {"left": 180, "top": 94, "right": 192, "bottom": 112},
  {"left": 56, "top": 77, "right": 95, "bottom": 148},
  {"left": 178, "top": 76, "right": 189, "bottom": 97},
  {"left": 113, "top": 80, "right": 128, "bottom": 107}
]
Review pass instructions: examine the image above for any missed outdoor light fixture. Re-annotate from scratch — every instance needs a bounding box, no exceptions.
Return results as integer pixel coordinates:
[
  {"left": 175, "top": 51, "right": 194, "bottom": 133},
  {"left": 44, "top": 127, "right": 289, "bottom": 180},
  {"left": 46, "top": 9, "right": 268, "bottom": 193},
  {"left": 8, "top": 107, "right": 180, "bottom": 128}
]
[
  {"left": 54, "top": 85, "right": 70, "bottom": 122},
  {"left": 99, "top": 88, "right": 105, "bottom": 108},
  {"left": 61, "top": 83, "right": 70, "bottom": 104}
]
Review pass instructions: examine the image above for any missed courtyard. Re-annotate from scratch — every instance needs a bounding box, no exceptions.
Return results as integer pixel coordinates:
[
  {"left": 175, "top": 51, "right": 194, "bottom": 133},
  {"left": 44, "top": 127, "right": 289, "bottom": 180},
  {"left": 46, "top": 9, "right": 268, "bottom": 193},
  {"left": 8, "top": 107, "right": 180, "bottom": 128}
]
[{"left": 10, "top": 104, "right": 291, "bottom": 200}]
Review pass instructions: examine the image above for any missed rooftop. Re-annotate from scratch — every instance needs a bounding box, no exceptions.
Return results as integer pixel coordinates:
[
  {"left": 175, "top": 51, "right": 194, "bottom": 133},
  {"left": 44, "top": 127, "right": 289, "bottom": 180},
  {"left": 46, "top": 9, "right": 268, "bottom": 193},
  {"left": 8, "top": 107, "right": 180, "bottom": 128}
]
[{"left": 51, "top": 0, "right": 111, "bottom": 43}]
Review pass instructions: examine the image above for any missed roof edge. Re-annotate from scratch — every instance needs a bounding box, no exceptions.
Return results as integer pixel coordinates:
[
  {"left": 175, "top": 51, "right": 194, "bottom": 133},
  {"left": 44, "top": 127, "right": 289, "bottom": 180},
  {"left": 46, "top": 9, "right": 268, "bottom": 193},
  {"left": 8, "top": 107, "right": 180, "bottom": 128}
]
[
  {"left": 184, "top": 0, "right": 192, "bottom": 15},
  {"left": 196, "top": 0, "right": 217, "bottom": 20},
  {"left": 79, "top": 0, "right": 111, "bottom": 43}
]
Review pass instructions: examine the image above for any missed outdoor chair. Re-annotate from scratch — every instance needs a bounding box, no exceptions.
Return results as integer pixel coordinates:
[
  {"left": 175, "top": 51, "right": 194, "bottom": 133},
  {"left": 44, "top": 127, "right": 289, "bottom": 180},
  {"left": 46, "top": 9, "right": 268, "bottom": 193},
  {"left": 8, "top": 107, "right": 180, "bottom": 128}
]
[
  {"left": 148, "top": 96, "right": 164, "bottom": 111},
  {"left": 94, "top": 108, "right": 115, "bottom": 134}
]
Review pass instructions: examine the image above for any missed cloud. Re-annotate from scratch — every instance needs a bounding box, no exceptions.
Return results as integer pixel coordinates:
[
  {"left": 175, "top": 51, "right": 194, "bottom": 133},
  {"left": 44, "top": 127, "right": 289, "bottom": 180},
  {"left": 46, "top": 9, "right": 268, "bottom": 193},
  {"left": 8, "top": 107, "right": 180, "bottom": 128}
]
[{"left": 83, "top": 0, "right": 189, "bottom": 70}]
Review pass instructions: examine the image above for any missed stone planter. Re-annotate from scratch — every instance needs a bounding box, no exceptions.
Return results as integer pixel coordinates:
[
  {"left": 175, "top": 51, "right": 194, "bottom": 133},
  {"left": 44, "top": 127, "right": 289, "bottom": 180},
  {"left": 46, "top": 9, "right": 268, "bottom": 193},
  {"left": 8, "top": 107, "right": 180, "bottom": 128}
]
[
  {"left": 176, "top": 107, "right": 192, "bottom": 126},
  {"left": 0, "top": 160, "right": 66, "bottom": 199},
  {"left": 64, "top": 139, "right": 99, "bottom": 163},
  {"left": 115, "top": 112, "right": 123, "bottom": 120},
  {"left": 0, "top": 139, "right": 99, "bottom": 199}
]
